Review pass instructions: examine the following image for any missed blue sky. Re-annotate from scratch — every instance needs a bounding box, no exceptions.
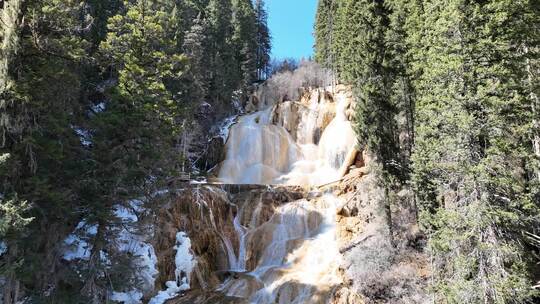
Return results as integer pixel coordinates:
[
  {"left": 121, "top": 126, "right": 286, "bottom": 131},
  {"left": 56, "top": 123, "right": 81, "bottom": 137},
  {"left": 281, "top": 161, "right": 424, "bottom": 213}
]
[{"left": 267, "top": 0, "right": 318, "bottom": 60}]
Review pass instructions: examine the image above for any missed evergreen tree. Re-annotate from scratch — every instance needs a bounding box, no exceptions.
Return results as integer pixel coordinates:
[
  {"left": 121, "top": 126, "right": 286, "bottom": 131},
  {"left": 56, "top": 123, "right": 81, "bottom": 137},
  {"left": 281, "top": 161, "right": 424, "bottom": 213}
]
[
  {"left": 232, "top": 0, "right": 257, "bottom": 88},
  {"left": 319, "top": 0, "right": 401, "bottom": 246},
  {"left": 254, "top": 0, "right": 271, "bottom": 80},
  {"left": 324, "top": 0, "right": 401, "bottom": 176},
  {"left": 0, "top": 0, "right": 102, "bottom": 300},
  {"left": 207, "top": 0, "right": 236, "bottom": 102},
  {"left": 315, "top": 0, "right": 540, "bottom": 302},
  {"left": 0, "top": 0, "right": 263, "bottom": 301},
  {"left": 385, "top": 0, "right": 416, "bottom": 165},
  {"left": 410, "top": 0, "right": 539, "bottom": 302},
  {"left": 314, "top": 0, "right": 334, "bottom": 69},
  {"left": 183, "top": 14, "right": 210, "bottom": 102}
]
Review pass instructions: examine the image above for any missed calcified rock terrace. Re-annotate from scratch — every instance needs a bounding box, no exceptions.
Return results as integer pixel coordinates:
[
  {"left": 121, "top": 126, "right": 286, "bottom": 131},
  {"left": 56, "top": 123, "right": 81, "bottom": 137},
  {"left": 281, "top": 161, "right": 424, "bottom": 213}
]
[
  {"left": 156, "top": 86, "right": 365, "bottom": 304},
  {"left": 201, "top": 86, "right": 358, "bottom": 303}
]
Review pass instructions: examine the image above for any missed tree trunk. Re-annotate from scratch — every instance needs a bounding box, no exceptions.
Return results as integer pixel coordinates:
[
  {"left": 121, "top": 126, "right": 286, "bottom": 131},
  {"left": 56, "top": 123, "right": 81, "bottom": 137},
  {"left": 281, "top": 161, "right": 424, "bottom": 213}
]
[{"left": 525, "top": 46, "right": 540, "bottom": 181}]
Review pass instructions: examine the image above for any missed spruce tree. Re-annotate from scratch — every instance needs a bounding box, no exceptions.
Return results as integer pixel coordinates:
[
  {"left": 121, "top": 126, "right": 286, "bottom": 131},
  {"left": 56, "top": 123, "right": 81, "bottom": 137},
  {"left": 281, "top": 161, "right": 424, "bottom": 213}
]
[
  {"left": 0, "top": 0, "right": 264, "bottom": 301},
  {"left": 411, "top": 0, "right": 539, "bottom": 302},
  {"left": 325, "top": 0, "right": 400, "bottom": 175},
  {"left": 314, "top": 0, "right": 334, "bottom": 68},
  {"left": 385, "top": 0, "right": 416, "bottom": 165},
  {"left": 254, "top": 0, "right": 271, "bottom": 80},
  {"left": 0, "top": 0, "right": 102, "bottom": 300},
  {"left": 207, "top": 0, "right": 236, "bottom": 102},
  {"left": 183, "top": 15, "right": 210, "bottom": 102},
  {"left": 232, "top": 0, "right": 257, "bottom": 88},
  {"left": 315, "top": 0, "right": 540, "bottom": 302}
]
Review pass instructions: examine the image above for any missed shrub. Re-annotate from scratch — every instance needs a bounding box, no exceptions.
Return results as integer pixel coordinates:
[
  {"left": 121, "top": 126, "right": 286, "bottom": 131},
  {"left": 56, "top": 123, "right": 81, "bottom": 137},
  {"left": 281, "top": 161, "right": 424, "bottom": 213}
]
[{"left": 255, "top": 60, "right": 335, "bottom": 106}]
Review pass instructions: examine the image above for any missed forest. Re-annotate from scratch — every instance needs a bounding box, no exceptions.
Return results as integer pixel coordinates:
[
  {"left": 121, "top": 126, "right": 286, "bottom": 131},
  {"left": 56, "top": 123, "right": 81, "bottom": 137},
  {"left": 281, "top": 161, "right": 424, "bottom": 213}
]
[
  {"left": 0, "top": 0, "right": 539, "bottom": 303},
  {"left": 0, "top": 0, "right": 270, "bottom": 301},
  {"left": 315, "top": 0, "right": 540, "bottom": 303}
]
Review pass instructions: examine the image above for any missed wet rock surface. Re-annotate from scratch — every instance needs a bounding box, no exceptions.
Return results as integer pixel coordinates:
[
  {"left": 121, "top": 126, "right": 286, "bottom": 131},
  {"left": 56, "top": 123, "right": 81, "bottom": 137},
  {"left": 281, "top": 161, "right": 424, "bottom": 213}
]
[
  {"left": 330, "top": 168, "right": 429, "bottom": 304},
  {"left": 150, "top": 167, "right": 427, "bottom": 304},
  {"left": 151, "top": 185, "right": 307, "bottom": 296},
  {"left": 149, "top": 85, "right": 428, "bottom": 304},
  {"left": 218, "top": 85, "right": 357, "bottom": 186}
]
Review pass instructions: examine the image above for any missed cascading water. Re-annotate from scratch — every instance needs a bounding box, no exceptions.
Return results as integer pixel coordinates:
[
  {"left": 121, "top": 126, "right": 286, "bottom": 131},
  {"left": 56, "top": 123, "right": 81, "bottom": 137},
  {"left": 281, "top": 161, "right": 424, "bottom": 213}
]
[
  {"left": 281, "top": 93, "right": 357, "bottom": 186},
  {"left": 218, "top": 108, "right": 301, "bottom": 184},
  {"left": 208, "top": 87, "right": 356, "bottom": 303},
  {"left": 218, "top": 194, "right": 342, "bottom": 304},
  {"left": 218, "top": 87, "right": 356, "bottom": 186},
  {"left": 231, "top": 204, "right": 248, "bottom": 271}
]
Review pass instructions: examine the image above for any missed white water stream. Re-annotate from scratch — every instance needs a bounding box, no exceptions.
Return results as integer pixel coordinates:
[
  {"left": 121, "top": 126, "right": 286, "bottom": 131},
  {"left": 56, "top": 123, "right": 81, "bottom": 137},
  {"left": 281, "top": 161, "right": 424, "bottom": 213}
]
[
  {"left": 218, "top": 89, "right": 356, "bottom": 186},
  {"left": 218, "top": 194, "right": 342, "bottom": 303}
]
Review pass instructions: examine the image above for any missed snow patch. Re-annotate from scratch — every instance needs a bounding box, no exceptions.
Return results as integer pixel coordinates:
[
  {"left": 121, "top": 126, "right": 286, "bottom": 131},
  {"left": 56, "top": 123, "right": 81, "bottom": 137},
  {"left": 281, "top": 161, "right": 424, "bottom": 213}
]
[
  {"left": 148, "top": 232, "right": 195, "bottom": 304},
  {"left": 0, "top": 241, "right": 7, "bottom": 257},
  {"left": 189, "top": 179, "right": 207, "bottom": 185},
  {"left": 91, "top": 102, "right": 106, "bottom": 113},
  {"left": 112, "top": 200, "right": 159, "bottom": 298},
  {"left": 151, "top": 189, "right": 170, "bottom": 198},
  {"left": 113, "top": 200, "right": 144, "bottom": 222},
  {"left": 111, "top": 290, "right": 143, "bottom": 304},
  {"left": 63, "top": 200, "right": 160, "bottom": 304},
  {"left": 148, "top": 288, "right": 177, "bottom": 304},
  {"left": 62, "top": 221, "right": 98, "bottom": 261},
  {"left": 172, "top": 232, "right": 195, "bottom": 287},
  {"left": 212, "top": 115, "right": 238, "bottom": 142},
  {"left": 70, "top": 125, "right": 92, "bottom": 147}
]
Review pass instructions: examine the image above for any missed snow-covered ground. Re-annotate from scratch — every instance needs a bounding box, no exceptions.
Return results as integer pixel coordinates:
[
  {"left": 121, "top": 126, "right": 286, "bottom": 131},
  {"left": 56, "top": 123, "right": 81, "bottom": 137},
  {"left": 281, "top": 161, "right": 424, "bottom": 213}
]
[
  {"left": 70, "top": 125, "right": 92, "bottom": 147},
  {"left": 91, "top": 102, "right": 106, "bottom": 113},
  {"left": 0, "top": 241, "right": 7, "bottom": 257},
  {"left": 110, "top": 200, "right": 159, "bottom": 302},
  {"left": 61, "top": 198, "right": 196, "bottom": 304},
  {"left": 62, "top": 220, "right": 98, "bottom": 261},
  {"left": 148, "top": 232, "right": 195, "bottom": 304}
]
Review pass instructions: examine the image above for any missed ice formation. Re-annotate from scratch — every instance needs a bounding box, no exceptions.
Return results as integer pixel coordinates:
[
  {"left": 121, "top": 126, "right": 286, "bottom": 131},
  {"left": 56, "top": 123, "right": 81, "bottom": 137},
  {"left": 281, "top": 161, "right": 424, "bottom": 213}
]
[{"left": 148, "top": 231, "right": 195, "bottom": 304}]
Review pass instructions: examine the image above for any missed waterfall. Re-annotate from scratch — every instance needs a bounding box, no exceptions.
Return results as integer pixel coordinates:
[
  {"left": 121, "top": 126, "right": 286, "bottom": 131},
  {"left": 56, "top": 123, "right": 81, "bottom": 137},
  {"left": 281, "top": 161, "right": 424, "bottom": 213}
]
[
  {"left": 218, "top": 88, "right": 357, "bottom": 186},
  {"left": 218, "top": 194, "right": 342, "bottom": 304},
  {"left": 218, "top": 107, "right": 301, "bottom": 184},
  {"left": 206, "top": 87, "right": 356, "bottom": 303}
]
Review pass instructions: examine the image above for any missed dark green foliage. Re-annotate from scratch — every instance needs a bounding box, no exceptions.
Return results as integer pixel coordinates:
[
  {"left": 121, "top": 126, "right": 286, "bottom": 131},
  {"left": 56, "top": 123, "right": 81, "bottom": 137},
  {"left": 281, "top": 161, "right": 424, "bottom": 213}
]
[
  {"left": 0, "top": 0, "right": 267, "bottom": 301},
  {"left": 232, "top": 0, "right": 257, "bottom": 87},
  {"left": 317, "top": 0, "right": 404, "bottom": 177},
  {"left": 314, "top": 0, "right": 333, "bottom": 68},
  {"left": 410, "top": 1, "right": 540, "bottom": 302},
  {"left": 182, "top": 15, "right": 210, "bottom": 102},
  {"left": 315, "top": 0, "right": 540, "bottom": 302},
  {"left": 254, "top": 0, "right": 271, "bottom": 80}
]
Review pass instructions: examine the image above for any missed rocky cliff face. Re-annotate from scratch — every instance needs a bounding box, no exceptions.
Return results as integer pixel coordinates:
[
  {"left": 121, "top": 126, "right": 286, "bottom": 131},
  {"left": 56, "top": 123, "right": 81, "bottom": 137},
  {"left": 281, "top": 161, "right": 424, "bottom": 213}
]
[
  {"left": 217, "top": 85, "right": 357, "bottom": 186},
  {"left": 152, "top": 185, "right": 306, "bottom": 294},
  {"left": 118, "top": 85, "right": 428, "bottom": 304},
  {"left": 148, "top": 170, "right": 427, "bottom": 303}
]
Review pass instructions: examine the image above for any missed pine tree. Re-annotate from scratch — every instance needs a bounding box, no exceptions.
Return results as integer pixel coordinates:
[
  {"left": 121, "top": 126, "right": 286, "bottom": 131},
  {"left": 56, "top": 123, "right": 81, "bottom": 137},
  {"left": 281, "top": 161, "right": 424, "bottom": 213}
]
[
  {"left": 325, "top": 0, "right": 400, "bottom": 175},
  {"left": 385, "top": 0, "right": 416, "bottom": 165},
  {"left": 207, "top": 0, "right": 236, "bottom": 102},
  {"left": 328, "top": 0, "right": 348, "bottom": 79},
  {"left": 411, "top": 0, "right": 539, "bottom": 302},
  {"left": 183, "top": 14, "right": 210, "bottom": 102},
  {"left": 316, "top": 0, "right": 400, "bottom": 246},
  {"left": 0, "top": 0, "right": 263, "bottom": 301},
  {"left": 232, "top": 0, "right": 257, "bottom": 88},
  {"left": 0, "top": 0, "right": 102, "bottom": 300},
  {"left": 315, "top": 0, "right": 540, "bottom": 302},
  {"left": 254, "top": 0, "right": 271, "bottom": 80},
  {"left": 314, "top": 0, "right": 334, "bottom": 68}
]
